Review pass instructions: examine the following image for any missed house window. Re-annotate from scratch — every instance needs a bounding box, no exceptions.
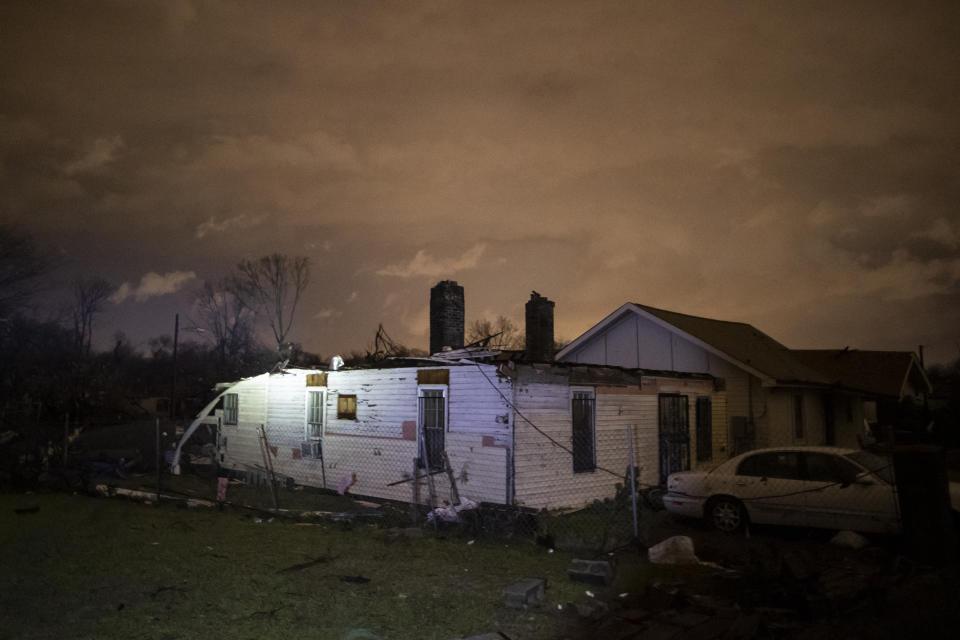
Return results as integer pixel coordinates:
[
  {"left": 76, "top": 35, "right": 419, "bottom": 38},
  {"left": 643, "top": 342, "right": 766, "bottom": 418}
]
[
  {"left": 793, "top": 394, "right": 804, "bottom": 440},
  {"left": 306, "top": 390, "right": 325, "bottom": 439},
  {"left": 695, "top": 396, "right": 712, "bottom": 462},
  {"left": 572, "top": 388, "right": 596, "bottom": 473},
  {"left": 223, "top": 393, "right": 238, "bottom": 425},
  {"left": 337, "top": 394, "right": 357, "bottom": 420},
  {"left": 418, "top": 386, "right": 447, "bottom": 470}
]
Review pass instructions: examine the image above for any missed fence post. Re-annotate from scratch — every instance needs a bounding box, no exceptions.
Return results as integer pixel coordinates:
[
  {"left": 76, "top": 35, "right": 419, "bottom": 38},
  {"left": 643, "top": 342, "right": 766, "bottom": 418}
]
[
  {"left": 259, "top": 424, "right": 279, "bottom": 510},
  {"left": 627, "top": 424, "right": 638, "bottom": 539},
  {"left": 63, "top": 413, "right": 70, "bottom": 467},
  {"left": 156, "top": 417, "right": 161, "bottom": 502}
]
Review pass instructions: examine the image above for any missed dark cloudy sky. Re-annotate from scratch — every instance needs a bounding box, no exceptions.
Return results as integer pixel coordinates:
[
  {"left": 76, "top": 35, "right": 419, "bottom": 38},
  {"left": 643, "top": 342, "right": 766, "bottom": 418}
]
[{"left": 3, "top": 1, "right": 959, "bottom": 363}]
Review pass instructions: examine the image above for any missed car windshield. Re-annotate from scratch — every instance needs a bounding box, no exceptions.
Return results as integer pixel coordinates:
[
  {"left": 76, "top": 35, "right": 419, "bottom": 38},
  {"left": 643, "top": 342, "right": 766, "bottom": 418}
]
[{"left": 845, "top": 451, "right": 894, "bottom": 485}]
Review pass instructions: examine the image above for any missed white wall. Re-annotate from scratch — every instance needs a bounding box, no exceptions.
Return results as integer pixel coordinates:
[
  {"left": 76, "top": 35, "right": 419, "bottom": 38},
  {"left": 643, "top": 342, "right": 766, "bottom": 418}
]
[
  {"left": 219, "top": 365, "right": 512, "bottom": 505},
  {"left": 511, "top": 368, "right": 713, "bottom": 510}
]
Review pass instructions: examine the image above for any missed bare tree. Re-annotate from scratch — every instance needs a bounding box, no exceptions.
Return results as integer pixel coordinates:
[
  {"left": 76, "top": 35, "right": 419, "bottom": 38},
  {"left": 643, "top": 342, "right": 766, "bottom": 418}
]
[
  {"left": 235, "top": 254, "right": 310, "bottom": 353},
  {"left": 194, "top": 276, "right": 256, "bottom": 371},
  {"left": 71, "top": 277, "right": 113, "bottom": 357},
  {"left": 0, "top": 224, "right": 50, "bottom": 317},
  {"left": 466, "top": 315, "right": 523, "bottom": 350}
]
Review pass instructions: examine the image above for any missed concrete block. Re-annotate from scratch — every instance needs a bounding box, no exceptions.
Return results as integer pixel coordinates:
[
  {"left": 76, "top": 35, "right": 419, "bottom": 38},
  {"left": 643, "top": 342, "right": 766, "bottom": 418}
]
[
  {"left": 502, "top": 578, "right": 546, "bottom": 609},
  {"left": 568, "top": 558, "right": 614, "bottom": 585}
]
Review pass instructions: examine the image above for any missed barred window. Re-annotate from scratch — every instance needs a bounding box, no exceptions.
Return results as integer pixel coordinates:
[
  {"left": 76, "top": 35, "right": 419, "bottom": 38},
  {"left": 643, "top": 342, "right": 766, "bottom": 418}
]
[{"left": 572, "top": 389, "right": 595, "bottom": 473}]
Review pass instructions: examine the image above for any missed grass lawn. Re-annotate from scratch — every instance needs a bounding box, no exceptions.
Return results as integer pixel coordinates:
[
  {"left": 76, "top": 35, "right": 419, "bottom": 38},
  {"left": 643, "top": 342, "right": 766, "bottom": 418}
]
[{"left": 0, "top": 492, "right": 655, "bottom": 640}]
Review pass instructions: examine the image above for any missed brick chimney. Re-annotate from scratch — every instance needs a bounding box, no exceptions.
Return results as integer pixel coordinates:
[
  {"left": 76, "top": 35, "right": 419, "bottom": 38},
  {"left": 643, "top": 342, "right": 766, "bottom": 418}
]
[
  {"left": 430, "top": 280, "right": 464, "bottom": 355},
  {"left": 525, "top": 291, "right": 555, "bottom": 361}
]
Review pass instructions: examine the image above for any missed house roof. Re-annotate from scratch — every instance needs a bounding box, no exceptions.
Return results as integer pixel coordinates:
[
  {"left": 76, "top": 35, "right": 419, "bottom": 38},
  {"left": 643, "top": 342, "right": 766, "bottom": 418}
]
[
  {"left": 790, "top": 349, "right": 932, "bottom": 399},
  {"left": 557, "top": 303, "right": 831, "bottom": 386},
  {"left": 634, "top": 304, "right": 835, "bottom": 384}
]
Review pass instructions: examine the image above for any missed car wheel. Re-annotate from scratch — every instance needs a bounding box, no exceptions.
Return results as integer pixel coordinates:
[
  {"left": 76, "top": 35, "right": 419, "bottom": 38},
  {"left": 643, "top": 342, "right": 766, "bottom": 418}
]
[{"left": 708, "top": 496, "right": 745, "bottom": 533}]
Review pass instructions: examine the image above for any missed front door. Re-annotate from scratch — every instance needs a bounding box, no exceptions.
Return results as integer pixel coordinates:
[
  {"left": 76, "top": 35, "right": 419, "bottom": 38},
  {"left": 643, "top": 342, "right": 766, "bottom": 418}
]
[
  {"left": 418, "top": 388, "right": 446, "bottom": 470},
  {"left": 659, "top": 394, "right": 690, "bottom": 484}
]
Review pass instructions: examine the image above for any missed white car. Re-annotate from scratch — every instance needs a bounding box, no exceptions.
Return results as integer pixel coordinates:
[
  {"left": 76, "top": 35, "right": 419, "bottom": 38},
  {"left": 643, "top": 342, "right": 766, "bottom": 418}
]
[{"left": 665, "top": 446, "right": 913, "bottom": 534}]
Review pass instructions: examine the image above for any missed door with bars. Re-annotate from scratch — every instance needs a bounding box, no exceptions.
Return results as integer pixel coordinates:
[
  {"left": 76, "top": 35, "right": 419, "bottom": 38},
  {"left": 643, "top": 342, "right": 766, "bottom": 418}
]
[
  {"left": 418, "top": 389, "right": 445, "bottom": 470},
  {"left": 659, "top": 394, "right": 690, "bottom": 484}
]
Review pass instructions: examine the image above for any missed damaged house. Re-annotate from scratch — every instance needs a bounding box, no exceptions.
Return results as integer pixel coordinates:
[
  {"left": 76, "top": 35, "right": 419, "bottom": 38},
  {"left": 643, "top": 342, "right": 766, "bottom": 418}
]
[{"left": 171, "top": 282, "right": 713, "bottom": 510}]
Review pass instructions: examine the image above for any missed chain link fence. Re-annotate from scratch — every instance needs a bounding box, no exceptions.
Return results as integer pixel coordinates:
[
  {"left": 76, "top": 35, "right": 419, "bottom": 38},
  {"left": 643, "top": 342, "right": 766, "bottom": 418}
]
[{"left": 4, "top": 412, "right": 956, "bottom": 561}]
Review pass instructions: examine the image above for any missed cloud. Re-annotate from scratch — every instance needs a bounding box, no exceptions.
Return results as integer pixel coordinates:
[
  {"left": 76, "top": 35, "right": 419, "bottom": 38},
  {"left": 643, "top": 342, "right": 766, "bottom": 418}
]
[
  {"left": 314, "top": 308, "right": 342, "bottom": 320},
  {"left": 403, "top": 305, "right": 429, "bottom": 338},
  {"left": 376, "top": 243, "right": 487, "bottom": 278},
  {"left": 910, "top": 217, "right": 959, "bottom": 249},
  {"left": 111, "top": 271, "right": 197, "bottom": 303},
  {"left": 194, "top": 214, "right": 264, "bottom": 239},
  {"left": 64, "top": 135, "right": 124, "bottom": 175}
]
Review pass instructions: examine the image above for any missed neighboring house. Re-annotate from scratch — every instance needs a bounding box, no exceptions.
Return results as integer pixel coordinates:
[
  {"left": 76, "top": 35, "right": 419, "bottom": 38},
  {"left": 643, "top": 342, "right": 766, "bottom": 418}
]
[
  {"left": 555, "top": 303, "right": 876, "bottom": 469},
  {"left": 791, "top": 349, "right": 932, "bottom": 432},
  {"left": 170, "top": 355, "right": 713, "bottom": 510}
]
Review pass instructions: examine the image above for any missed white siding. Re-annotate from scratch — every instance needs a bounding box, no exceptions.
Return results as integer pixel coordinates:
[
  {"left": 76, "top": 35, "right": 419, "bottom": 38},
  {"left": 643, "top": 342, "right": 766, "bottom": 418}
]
[
  {"left": 511, "top": 370, "right": 712, "bottom": 510},
  {"left": 219, "top": 366, "right": 511, "bottom": 505},
  {"left": 572, "top": 338, "right": 606, "bottom": 364},
  {"left": 636, "top": 316, "right": 674, "bottom": 370},
  {"left": 604, "top": 315, "right": 639, "bottom": 368}
]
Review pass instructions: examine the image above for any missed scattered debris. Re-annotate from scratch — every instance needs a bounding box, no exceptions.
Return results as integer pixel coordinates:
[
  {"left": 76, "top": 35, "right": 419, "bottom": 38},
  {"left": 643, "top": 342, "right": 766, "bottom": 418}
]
[
  {"left": 278, "top": 554, "right": 335, "bottom": 574},
  {"left": 247, "top": 605, "right": 286, "bottom": 619},
  {"left": 648, "top": 535, "right": 699, "bottom": 565},
  {"left": 568, "top": 559, "right": 614, "bottom": 586},
  {"left": 503, "top": 578, "right": 546, "bottom": 609},
  {"left": 574, "top": 600, "right": 608, "bottom": 619},
  {"left": 426, "top": 497, "right": 479, "bottom": 523},
  {"left": 830, "top": 530, "right": 870, "bottom": 550},
  {"left": 338, "top": 473, "right": 357, "bottom": 495}
]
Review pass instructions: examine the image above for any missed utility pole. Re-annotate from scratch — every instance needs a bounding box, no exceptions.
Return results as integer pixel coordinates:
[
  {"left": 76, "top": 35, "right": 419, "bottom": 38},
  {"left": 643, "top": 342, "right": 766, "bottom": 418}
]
[{"left": 170, "top": 313, "right": 179, "bottom": 420}]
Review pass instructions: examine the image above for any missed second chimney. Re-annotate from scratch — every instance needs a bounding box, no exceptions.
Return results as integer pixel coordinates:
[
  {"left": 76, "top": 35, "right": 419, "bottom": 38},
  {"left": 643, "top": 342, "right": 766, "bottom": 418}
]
[
  {"left": 430, "top": 280, "right": 464, "bottom": 355},
  {"left": 525, "top": 291, "right": 555, "bottom": 361}
]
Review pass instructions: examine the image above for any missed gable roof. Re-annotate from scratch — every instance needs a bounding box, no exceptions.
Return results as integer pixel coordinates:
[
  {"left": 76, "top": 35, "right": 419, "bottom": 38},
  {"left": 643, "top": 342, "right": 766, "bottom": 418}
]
[
  {"left": 556, "top": 302, "right": 831, "bottom": 386},
  {"left": 790, "top": 349, "right": 931, "bottom": 399}
]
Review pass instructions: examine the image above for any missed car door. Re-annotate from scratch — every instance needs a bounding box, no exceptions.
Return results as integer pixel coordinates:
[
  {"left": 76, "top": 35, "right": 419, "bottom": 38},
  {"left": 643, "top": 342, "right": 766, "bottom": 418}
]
[
  {"left": 801, "top": 452, "right": 899, "bottom": 533},
  {"left": 734, "top": 451, "right": 809, "bottom": 526}
]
